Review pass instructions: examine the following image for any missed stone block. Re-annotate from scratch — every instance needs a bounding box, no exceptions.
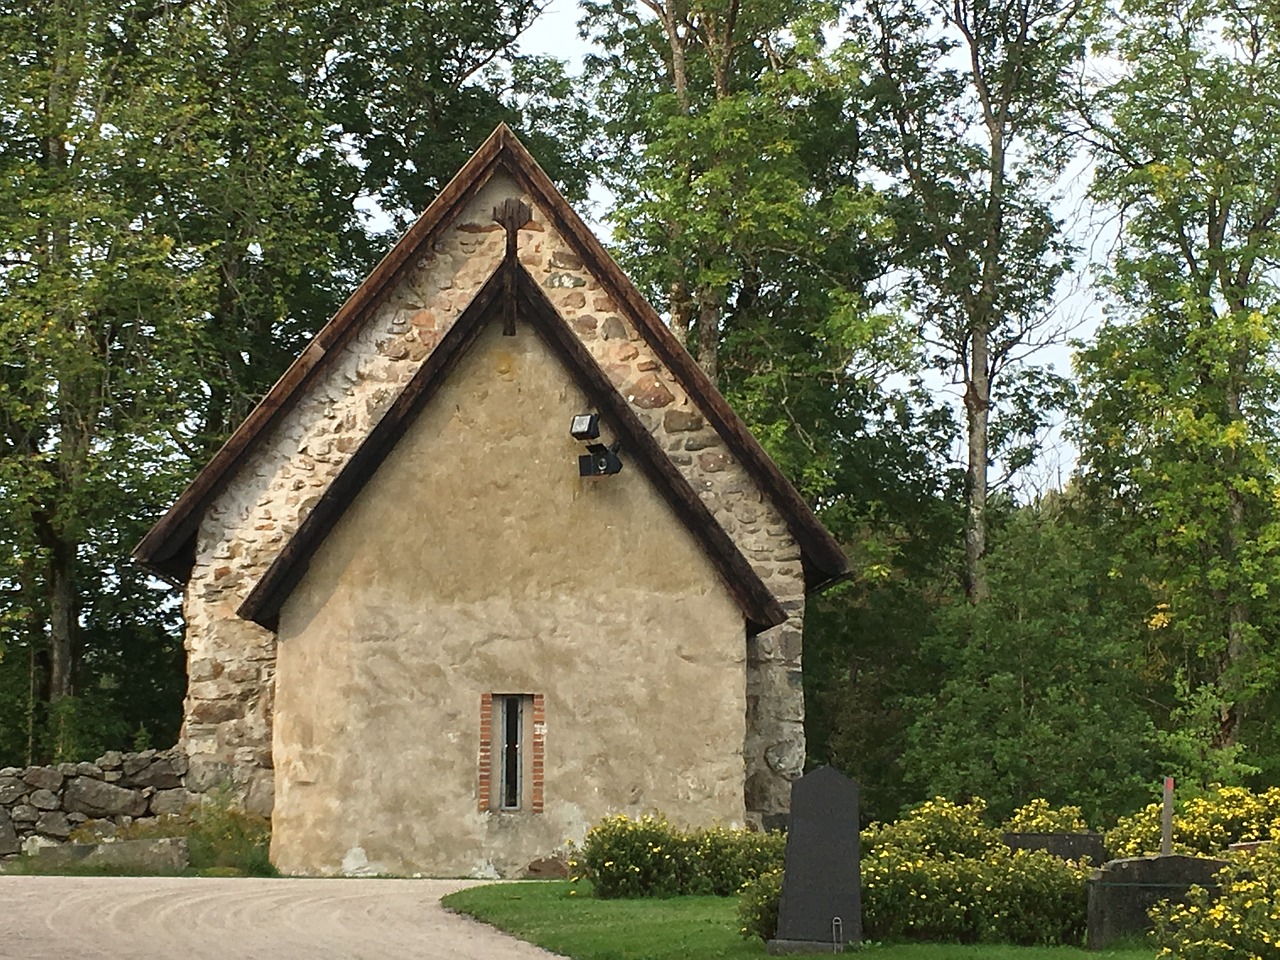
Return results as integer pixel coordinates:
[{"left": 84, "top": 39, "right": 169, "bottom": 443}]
[
  {"left": 120, "top": 757, "right": 183, "bottom": 790},
  {"left": 663, "top": 409, "right": 704, "bottom": 433},
  {"left": 34, "top": 837, "right": 189, "bottom": 874},
  {"left": 524, "top": 856, "right": 569, "bottom": 878},
  {"left": 149, "top": 789, "right": 196, "bottom": 817},
  {"left": 35, "top": 811, "right": 72, "bottom": 839},
  {"left": 75, "top": 762, "right": 104, "bottom": 780},
  {"left": 1087, "top": 855, "right": 1228, "bottom": 949},
  {"left": 1004, "top": 832, "right": 1106, "bottom": 864},
  {"left": 63, "top": 777, "right": 147, "bottom": 818},
  {"left": 122, "top": 750, "right": 157, "bottom": 777},
  {"left": 0, "top": 777, "right": 27, "bottom": 804},
  {"left": 626, "top": 373, "right": 674, "bottom": 409},
  {"left": 10, "top": 804, "right": 37, "bottom": 824},
  {"left": 29, "top": 789, "right": 60, "bottom": 811},
  {"left": 0, "top": 808, "right": 18, "bottom": 856},
  {"left": 23, "top": 767, "right": 63, "bottom": 792}
]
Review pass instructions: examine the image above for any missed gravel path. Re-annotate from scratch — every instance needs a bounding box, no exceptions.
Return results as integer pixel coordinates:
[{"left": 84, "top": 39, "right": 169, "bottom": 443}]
[{"left": 0, "top": 876, "right": 562, "bottom": 960}]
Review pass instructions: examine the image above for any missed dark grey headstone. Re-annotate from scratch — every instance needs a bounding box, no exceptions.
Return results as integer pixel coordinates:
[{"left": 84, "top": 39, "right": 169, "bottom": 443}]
[
  {"left": 768, "top": 766, "right": 861, "bottom": 954},
  {"left": 1004, "top": 831, "right": 1107, "bottom": 864},
  {"left": 1086, "top": 854, "right": 1227, "bottom": 950}
]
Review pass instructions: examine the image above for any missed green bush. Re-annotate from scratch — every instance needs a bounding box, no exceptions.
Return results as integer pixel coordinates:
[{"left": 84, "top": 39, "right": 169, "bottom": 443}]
[
  {"left": 863, "top": 797, "right": 1002, "bottom": 861},
  {"left": 184, "top": 794, "right": 275, "bottom": 876},
  {"left": 569, "top": 814, "right": 783, "bottom": 899},
  {"left": 69, "top": 788, "right": 276, "bottom": 877},
  {"left": 737, "top": 868, "right": 782, "bottom": 941},
  {"left": 1002, "top": 799, "right": 1092, "bottom": 834},
  {"left": 1149, "top": 839, "right": 1280, "bottom": 958},
  {"left": 740, "top": 796, "right": 1089, "bottom": 946},
  {"left": 859, "top": 842, "right": 1087, "bottom": 944},
  {"left": 1106, "top": 785, "right": 1280, "bottom": 858}
]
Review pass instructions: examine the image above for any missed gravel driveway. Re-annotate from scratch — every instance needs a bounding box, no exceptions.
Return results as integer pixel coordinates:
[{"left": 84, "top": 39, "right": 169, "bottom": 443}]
[{"left": 0, "top": 876, "right": 561, "bottom": 960}]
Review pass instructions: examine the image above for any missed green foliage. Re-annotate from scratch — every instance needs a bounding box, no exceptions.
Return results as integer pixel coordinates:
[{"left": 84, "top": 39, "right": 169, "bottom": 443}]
[
  {"left": 568, "top": 814, "right": 783, "bottom": 899},
  {"left": 1077, "top": 0, "right": 1280, "bottom": 778},
  {"left": 901, "top": 500, "right": 1160, "bottom": 825},
  {"left": 1105, "top": 785, "right": 1280, "bottom": 859},
  {"left": 1002, "top": 800, "right": 1092, "bottom": 835},
  {"left": 737, "top": 797, "right": 1090, "bottom": 946},
  {"left": 70, "top": 790, "right": 276, "bottom": 876},
  {"left": 1149, "top": 842, "right": 1280, "bottom": 959},
  {"left": 184, "top": 799, "right": 275, "bottom": 877},
  {"left": 863, "top": 797, "right": 1003, "bottom": 862},
  {"left": 0, "top": 0, "right": 589, "bottom": 764},
  {"left": 735, "top": 868, "right": 781, "bottom": 942},
  {"left": 447, "top": 879, "right": 1151, "bottom": 960},
  {"left": 861, "top": 846, "right": 1088, "bottom": 946},
  {"left": 860, "top": 799, "right": 1090, "bottom": 944}
]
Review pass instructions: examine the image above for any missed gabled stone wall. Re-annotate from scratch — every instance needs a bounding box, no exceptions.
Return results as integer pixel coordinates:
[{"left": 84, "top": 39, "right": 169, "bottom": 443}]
[{"left": 181, "top": 171, "right": 807, "bottom": 830}]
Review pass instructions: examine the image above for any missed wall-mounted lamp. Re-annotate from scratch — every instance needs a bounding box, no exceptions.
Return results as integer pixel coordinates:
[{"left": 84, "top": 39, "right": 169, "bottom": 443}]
[
  {"left": 570, "top": 413, "right": 600, "bottom": 441},
  {"left": 571, "top": 413, "right": 623, "bottom": 477}
]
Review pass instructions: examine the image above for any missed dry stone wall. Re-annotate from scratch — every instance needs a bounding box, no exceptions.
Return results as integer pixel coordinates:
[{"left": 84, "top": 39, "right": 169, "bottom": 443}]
[
  {"left": 0, "top": 748, "right": 193, "bottom": 857},
  {"left": 182, "top": 170, "right": 808, "bottom": 829}
]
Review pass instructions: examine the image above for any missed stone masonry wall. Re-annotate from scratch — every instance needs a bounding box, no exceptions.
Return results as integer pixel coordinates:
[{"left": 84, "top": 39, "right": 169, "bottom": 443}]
[
  {"left": 0, "top": 748, "right": 192, "bottom": 857},
  {"left": 181, "top": 171, "right": 807, "bottom": 828}
]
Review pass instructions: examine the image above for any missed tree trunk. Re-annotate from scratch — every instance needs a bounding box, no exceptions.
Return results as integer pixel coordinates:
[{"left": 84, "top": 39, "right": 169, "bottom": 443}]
[
  {"left": 695, "top": 286, "right": 720, "bottom": 382},
  {"left": 46, "top": 534, "right": 78, "bottom": 702},
  {"left": 963, "top": 323, "right": 990, "bottom": 602}
]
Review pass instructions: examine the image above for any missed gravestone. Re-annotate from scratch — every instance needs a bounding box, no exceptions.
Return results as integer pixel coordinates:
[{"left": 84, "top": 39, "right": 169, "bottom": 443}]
[
  {"left": 1086, "top": 854, "right": 1227, "bottom": 950},
  {"left": 1003, "top": 831, "right": 1107, "bottom": 864},
  {"left": 767, "top": 766, "right": 860, "bottom": 955}
]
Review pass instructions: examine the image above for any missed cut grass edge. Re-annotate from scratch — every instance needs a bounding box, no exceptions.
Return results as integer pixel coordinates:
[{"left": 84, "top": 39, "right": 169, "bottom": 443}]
[{"left": 442, "top": 881, "right": 1158, "bottom": 960}]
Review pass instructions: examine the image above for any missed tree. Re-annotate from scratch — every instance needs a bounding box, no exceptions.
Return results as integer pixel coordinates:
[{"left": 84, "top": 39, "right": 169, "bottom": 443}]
[
  {"left": 856, "top": 0, "right": 1089, "bottom": 600},
  {"left": 0, "top": 0, "right": 593, "bottom": 763},
  {"left": 1074, "top": 0, "right": 1280, "bottom": 780},
  {"left": 899, "top": 495, "right": 1158, "bottom": 824},
  {"left": 583, "top": 0, "right": 898, "bottom": 395},
  {"left": 0, "top": 0, "right": 208, "bottom": 756}
]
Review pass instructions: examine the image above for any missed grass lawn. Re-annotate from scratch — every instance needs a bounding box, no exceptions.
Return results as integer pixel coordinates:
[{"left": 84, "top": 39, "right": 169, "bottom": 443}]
[{"left": 442, "top": 881, "right": 1156, "bottom": 960}]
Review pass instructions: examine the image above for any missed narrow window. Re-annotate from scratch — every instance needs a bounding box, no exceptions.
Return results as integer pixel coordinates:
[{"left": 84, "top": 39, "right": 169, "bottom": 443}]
[
  {"left": 479, "top": 692, "right": 544, "bottom": 814},
  {"left": 499, "top": 694, "right": 522, "bottom": 810}
]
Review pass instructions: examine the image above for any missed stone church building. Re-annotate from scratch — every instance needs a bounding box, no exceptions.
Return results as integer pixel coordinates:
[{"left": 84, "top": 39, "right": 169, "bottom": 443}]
[{"left": 134, "top": 126, "right": 849, "bottom": 878}]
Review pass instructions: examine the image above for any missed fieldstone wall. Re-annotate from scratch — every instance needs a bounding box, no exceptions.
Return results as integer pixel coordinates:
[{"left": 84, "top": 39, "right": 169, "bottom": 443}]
[
  {"left": 181, "top": 170, "right": 808, "bottom": 828},
  {"left": 0, "top": 749, "right": 194, "bottom": 857}
]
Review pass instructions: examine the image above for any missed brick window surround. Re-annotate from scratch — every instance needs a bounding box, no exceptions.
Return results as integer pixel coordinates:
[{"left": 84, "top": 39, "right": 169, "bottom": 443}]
[{"left": 479, "top": 692, "right": 544, "bottom": 813}]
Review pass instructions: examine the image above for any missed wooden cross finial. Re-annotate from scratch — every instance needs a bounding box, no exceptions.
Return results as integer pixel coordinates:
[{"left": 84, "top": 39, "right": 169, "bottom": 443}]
[{"left": 493, "top": 198, "right": 533, "bottom": 336}]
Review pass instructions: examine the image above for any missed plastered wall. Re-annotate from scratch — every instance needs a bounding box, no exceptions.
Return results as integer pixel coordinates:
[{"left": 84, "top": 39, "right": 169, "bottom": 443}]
[{"left": 271, "top": 320, "right": 747, "bottom": 877}]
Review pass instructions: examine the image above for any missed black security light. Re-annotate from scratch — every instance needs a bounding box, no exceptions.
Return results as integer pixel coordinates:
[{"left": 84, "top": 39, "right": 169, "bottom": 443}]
[
  {"left": 570, "top": 413, "right": 600, "bottom": 440},
  {"left": 580, "top": 442, "right": 623, "bottom": 478},
  {"left": 571, "top": 412, "right": 622, "bottom": 477}
]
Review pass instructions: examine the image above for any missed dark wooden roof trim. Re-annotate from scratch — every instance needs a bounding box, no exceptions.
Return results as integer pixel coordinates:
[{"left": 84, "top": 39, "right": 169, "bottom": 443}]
[
  {"left": 134, "top": 127, "right": 515, "bottom": 581},
  {"left": 492, "top": 140, "right": 850, "bottom": 591},
  {"left": 237, "top": 267, "right": 504, "bottom": 630},
  {"left": 238, "top": 264, "right": 785, "bottom": 636}
]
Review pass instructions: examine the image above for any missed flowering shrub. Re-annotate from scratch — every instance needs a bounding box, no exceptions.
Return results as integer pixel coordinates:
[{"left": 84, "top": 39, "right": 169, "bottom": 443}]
[
  {"left": 740, "top": 796, "right": 1088, "bottom": 945},
  {"left": 1106, "top": 785, "right": 1280, "bottom": 858},
  {"left": 1150, "top": 839, "right": 1280, "bottom": 958},
  {"left": 737, "top": 868, "right": 782, "bottom": 941},
  {"left": 681, "top": 824, "right": 785, "bottom": 896},
  {"left": 568, "top": 814, "right": 783, "bottom": 899},
  {"left": 1002, "top": 799, "right": 1091, "bottom": 834},
  {"left": 861, "top": 830, "right": 1087, "bottom": 944},
  {"left": 863, "top": 797, "right": 1002, "bottom": 861}
]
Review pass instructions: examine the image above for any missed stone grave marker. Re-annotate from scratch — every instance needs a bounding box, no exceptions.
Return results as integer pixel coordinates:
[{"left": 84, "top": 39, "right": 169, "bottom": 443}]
[{"left": 767, "top": 765, "right": 860, "bottom": 954}]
